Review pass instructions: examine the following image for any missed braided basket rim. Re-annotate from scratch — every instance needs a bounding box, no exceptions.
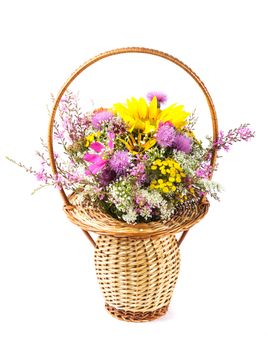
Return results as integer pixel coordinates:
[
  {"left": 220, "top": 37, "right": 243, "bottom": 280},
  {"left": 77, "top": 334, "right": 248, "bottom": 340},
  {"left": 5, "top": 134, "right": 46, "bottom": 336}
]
[{"left": 63, "top": 193, "right": 210, "bottom": 238}]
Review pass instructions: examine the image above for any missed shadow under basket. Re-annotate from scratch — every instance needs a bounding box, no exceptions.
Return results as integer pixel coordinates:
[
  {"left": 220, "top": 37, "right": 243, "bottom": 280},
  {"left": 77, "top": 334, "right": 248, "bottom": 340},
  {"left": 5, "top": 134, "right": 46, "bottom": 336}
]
[{"left": 48, "top": 47, "right": 218, "bottom": 322}]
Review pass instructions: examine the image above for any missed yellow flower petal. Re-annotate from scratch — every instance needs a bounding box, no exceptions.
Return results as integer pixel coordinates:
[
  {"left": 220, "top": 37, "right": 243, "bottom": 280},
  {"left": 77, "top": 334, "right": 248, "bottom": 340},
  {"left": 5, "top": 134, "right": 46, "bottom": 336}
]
[
  {"left": 158, "top": 104, "right": 190, "bottom": 130},
  {"left": 143, "top": 138, "right": 156, "bottom": 150},
  {"left": 176, "top": 176, "right": 181, "bottom": 183},
  {"left": 113, "top": 103, "right": 133, "bottom": 123},
  {"left": 148, "top": 96, "right": 158, "bottom": 121},
  {"left": 138, "top": 98, "right": 148, "bottom": 120},
  {"left": 127, "top": 98, "right": 139, "bottom": 120},
  {"left": 129, "top": 134, "right": 136, "bottom": 146},
  {"left": 143, "top": 120, "right": 156, "bottom": 134},
  {"left": 115, "top": 96, "right": 190, "bottom": 133},
  {"left": 119, "top": 138, "right": 134, "bottom": 152},
  {"left": 138, "top": 132, "right": 142, "bottom": 144}
]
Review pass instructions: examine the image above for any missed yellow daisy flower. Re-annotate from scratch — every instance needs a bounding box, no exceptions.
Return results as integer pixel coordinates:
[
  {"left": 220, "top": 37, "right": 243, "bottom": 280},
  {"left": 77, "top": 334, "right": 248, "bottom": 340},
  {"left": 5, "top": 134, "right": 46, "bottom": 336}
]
[{"left": 114, "top": 96, "right": 190, "bottom": 133}]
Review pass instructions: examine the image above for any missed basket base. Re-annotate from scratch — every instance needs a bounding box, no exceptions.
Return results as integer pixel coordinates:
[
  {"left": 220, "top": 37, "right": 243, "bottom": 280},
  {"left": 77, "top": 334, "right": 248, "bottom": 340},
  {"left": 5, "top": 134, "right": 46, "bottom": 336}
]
[{"left": 105, "top": 304, "right": 169, "bottom": 322}]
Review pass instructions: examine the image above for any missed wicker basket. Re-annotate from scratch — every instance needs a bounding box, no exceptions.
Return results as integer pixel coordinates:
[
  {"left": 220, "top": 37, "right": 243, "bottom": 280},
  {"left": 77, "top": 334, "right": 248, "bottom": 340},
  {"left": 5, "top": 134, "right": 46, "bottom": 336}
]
[{"left": 48, "top": 48, "right": 218, "bottom": 322}]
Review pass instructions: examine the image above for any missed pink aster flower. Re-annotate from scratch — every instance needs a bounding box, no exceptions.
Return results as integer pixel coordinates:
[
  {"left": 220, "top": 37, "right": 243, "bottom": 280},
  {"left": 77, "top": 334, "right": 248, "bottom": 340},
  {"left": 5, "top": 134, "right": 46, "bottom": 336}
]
[
  {"left": 90, "top": 142, "right": 105, "bottom": 153},
  {"left": 84, "top": 135, "right": 116, "bottom": 176},
  {"left": 84, "top": 142, "right": 107, "bottom": 175},
  {"left": 147, "top": 91, "right": 167, "bottom": 105},
  {"left": 91, "top": 110, "right": 114, "bottom": 129},
  {"left": 84, "top": 154, "right": 107, "bottom": 175},
  {"left": 173, "top": 133, "right": 192, "bottom": 153},
  {"left": 155, "top": 122, "right": 177, "bottom": 147}
]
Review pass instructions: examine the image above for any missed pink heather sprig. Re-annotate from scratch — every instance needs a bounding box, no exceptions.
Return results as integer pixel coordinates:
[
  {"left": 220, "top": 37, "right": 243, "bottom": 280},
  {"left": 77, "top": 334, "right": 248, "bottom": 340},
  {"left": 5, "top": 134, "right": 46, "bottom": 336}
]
[
  {"left": 214, "top": 124, "right": 255, "bottom": 151},
  {"left": 55, "top": 91, "right": 91, "bottom": 144},
  {"left": 130, "top": 154, "right": 148, "bottom": 184},
  {"left": 135, "top": 193, "right": 152, "bottom": 215},
  {"left": 195, "top": 162, "right": 213, "bottom": 179},
  {"left": 7, "top": 142, "right": 87, "bottom": 194},
  {"left": 196, "top": 124, "right": 254, "bottom": 179},
  {"left": 35, "top": 139, "right": 85, "bottom": 189}
]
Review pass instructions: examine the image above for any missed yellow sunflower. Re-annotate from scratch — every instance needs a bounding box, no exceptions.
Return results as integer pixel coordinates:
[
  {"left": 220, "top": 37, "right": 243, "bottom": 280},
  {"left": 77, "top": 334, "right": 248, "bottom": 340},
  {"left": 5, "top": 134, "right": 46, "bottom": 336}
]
[{"left": 113, "top": 96, "right": 190, "bottom": 133}]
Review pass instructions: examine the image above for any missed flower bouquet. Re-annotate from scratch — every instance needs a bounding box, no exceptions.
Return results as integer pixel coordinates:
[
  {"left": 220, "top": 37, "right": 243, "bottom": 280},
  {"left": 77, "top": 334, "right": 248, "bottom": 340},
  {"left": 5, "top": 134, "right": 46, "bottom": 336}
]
[
  {"left": 9, "top": 48, "right": 254, "bottom": 321},
  {"left": 36, "top": 91, "right": 253, "bottom": 223}
]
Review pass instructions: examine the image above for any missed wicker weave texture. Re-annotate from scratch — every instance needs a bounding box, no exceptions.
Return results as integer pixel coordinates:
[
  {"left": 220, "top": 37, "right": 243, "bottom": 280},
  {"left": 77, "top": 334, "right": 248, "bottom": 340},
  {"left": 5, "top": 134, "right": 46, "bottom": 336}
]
[
  {"left": 65, "top": 193, "right": 210, "bottom": 239},
  {"left": 105, "top": 304, "right": 169, "bottom": 322},
  {"left": 94, "top": 235, "right": 180, "bottom": 319}
]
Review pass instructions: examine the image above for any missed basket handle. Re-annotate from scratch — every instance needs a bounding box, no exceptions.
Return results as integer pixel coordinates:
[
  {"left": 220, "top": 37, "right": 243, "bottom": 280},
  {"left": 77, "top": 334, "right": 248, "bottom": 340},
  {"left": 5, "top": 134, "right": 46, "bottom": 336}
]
[{"left": 48, "top": 47, "right": 218, "bottom": 244}]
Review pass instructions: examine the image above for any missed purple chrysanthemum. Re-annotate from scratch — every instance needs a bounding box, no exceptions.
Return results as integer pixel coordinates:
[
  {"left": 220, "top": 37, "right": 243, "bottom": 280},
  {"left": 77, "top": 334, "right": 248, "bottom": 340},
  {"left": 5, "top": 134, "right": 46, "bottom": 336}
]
[
  {"left": 91, "top": 110, "right": 113, "bottom": 129},
  {"left": 155, "top": 122, "right": 176, "bottom": 147},
  {"left": 147, "top": 91, "right": 167, "bottom": 104},
  {"left": 173, "top": 134, "right": 192, "bottom": 153},
  {"left": 109, "top": 151, "right": 130, "bottom": 175}
]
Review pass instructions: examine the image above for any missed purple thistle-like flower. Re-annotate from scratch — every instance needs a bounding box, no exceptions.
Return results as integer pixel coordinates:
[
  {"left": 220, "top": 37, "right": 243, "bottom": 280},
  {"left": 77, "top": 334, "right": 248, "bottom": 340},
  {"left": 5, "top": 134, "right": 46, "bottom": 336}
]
[
  {"left": 156, "top": 122, "right": 177, "bottom": 147},
  {"left": 98, "top": 166, "right": 116, "bottom": 186},
  {"left": 91, "top": 110, "right": 114, "bottom": 130},
  {"left": 109, "top": 151, "right": 130, "bottom": 175},
  {"left": 173, "top": 133, "right": 192, "bottom": 153},
  {"left": 147, "top": 91, "right": 167, "bottom": 104}
]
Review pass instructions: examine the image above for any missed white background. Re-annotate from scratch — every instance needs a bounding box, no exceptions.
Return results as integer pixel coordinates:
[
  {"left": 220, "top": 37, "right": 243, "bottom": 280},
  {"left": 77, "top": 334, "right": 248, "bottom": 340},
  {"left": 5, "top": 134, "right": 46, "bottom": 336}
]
[{"left": 0, "top": 1, "right": 267, "bottom": 349}]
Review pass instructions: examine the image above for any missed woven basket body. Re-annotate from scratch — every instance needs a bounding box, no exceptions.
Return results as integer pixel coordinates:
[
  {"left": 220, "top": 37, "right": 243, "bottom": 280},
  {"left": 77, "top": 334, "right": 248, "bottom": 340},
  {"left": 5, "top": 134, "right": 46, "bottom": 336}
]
[
  {"left": 94, "top": 235, "right": 180, "bottom": 321},
  {"left": 48, "top": 48, "right": 218, "bottom": 322}
]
